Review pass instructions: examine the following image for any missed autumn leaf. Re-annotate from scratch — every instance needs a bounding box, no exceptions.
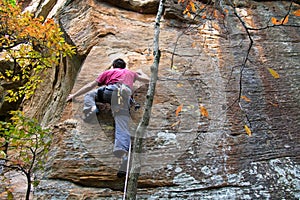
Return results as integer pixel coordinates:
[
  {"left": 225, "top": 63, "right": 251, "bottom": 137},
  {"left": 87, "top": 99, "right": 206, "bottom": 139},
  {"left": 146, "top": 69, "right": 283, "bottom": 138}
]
[
  {"left": 267, "top": 67, "right": 280, "bottom": 79},
  {"left": 7, "top": 190, "right": 14, "bottom": 200},
  {"left": 190, "top": 2, "right": 196, "bottom": 13},
  {"left": 271, "top": 17, "right": 281, "bottom": 25},
  {"left": 282, "top": 15, "right": 289, "bottom": 24},
  {"left": 213, "top": 10, "right": 220, "bottom": 19},
  {"left": 0, "top": 151, "right": 6, "bottom": 159},
  {"left": 241, "top": 95, "right": 251, "bottom": 102},
  {"left": 183, "top": 8, "right": 188, "bottom": 15},
  {"left": 244, "top": 125, "right": 252, "bottom": 136},
  {"left": 171, "top": 120, "right": 181, "bottom": 127},
  {"left": 200, "top": 104, "right": 209, "bottom": 118},
  {"left": 0, "top": 137, "right": 6, "bottom": 144},
  {"left": 175, "top": 104, "right": 183, "bottom": 117},
  {"left": 191, "top": 41, "right": 197, "bottom": 48},
  {"left": 269, "top": 101, "right": 279, "bottom": 107},
  {"left": 293, "top": 9, "right": 300, "bottom": 16},
  {"left": 187, "top": 12, "right": 192, "bottom": 18},
  {"left": 271, "top": 15, "right": 289, "bottom": 25},
  {"left": 177, "top": 83, "right": 183, "bottom": 88}
]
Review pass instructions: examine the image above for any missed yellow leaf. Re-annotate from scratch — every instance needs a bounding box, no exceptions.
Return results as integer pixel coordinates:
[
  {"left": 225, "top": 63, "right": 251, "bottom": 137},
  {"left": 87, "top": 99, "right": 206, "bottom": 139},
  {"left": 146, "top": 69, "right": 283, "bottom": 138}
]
[
  {"left": 0, "top": 151, "right": 6, "bottom": 159},
  {"left": 241, "top": 95, "right": 251, "bottom": 102},
  {"left": 293, "top": 9, "right": 300, "bottom": 16},
  {"left": 200, "top": 104, "right": 209, "bottom": 118},
  {"left": 244, "top": 125, "right": 252, "bottom": 136},
  {"left": 190, "top": 2, "right": 197, "bottom": 13},
  {"left": 267, "top": 67, "right": 280, "bottom": 79},
  {"left": 175, "top": 104, "right": 183, "bottom": 117},
  {"left": 183, "top": 8, "right": 189, "bottom": 15},
  {"left": 171, "top": 120, "right": 181, "bottom": 127},
  {"left": 177, "top": 83, "right": 183, "bottom": 88}
]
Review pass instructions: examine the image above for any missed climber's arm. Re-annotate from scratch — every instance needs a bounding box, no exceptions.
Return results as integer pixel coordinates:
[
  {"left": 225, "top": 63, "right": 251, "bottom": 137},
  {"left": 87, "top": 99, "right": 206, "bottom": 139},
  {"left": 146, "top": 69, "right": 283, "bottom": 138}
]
[
  {"left": 135, "top": 70, "right": 149, "bottom": 83},
  {"left": 66, "top": 81, "right": 98, "bottom": 102}
]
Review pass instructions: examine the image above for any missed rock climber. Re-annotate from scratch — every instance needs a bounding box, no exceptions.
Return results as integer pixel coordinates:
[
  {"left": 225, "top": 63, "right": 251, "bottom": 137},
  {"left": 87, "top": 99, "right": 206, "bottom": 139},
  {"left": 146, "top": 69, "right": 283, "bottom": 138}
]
[{"left": 67, "top": 58, "right": 149, "bottom": 177}]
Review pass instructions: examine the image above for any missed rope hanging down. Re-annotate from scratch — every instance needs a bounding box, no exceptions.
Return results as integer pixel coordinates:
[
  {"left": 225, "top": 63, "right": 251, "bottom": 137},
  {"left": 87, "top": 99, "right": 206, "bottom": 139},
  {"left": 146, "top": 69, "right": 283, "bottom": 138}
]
[{"left": 122, "top": 141, "right": 132, "bottom": 200}]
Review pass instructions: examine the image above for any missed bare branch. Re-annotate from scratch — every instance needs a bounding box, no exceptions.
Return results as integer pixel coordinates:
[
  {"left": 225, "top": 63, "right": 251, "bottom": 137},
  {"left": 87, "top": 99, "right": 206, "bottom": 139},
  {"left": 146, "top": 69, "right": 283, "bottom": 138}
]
[{"left": 126, "top": 0, "right": 165, "bottom": 199}]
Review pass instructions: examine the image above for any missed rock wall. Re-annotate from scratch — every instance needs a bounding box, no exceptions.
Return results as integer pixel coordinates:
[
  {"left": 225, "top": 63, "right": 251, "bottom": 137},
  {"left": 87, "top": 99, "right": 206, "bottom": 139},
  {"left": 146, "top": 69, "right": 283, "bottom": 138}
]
[{"left": 17, "top": 0, "right": 300, "bottom": 199}]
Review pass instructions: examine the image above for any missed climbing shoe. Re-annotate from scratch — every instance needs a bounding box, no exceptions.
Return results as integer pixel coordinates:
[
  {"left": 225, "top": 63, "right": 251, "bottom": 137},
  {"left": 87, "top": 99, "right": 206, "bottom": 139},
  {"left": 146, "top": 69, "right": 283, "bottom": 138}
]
[
  {"left": 82, "top": 107, "right": 99, "bottom": 123},
  {"left": 117, "top": 156, "right": 128, "bottom": 178}
]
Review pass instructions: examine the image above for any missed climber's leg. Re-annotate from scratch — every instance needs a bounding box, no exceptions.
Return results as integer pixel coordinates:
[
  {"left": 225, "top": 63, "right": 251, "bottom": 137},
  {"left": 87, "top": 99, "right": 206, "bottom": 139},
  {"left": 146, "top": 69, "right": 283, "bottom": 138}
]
[{"left": 113, "top": 114, "right": 131, "bottom": 158}]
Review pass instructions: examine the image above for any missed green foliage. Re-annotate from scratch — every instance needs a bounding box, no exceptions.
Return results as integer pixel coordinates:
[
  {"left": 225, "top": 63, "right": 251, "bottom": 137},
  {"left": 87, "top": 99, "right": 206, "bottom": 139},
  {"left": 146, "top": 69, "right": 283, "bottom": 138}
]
[
  {"left": 0, "top": 0, "right": 76, "bottom": 102},
  {"left": 0, "top": 111, "right": 52, "bottom": 171},
  {"left": 6, "top": 0, "right": 16, "bottom": 6},
  {"left": 0, "top": 110, "right": 52, "bottom": 200}
]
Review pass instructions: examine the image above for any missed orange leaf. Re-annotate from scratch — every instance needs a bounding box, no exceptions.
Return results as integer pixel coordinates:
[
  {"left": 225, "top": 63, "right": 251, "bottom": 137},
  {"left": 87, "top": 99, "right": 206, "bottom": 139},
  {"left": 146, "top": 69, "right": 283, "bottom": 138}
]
[
  {"left": 244, "top": 125, "right": 252, "bottom": 136},
  {"left": 271, "top": 17, "right": 281, "bottom": 25},
  {"left": 191, "top": 41, "right": 197, "bottom": 48},
  {"left": 241, "top": 95, "right": 251, "bottom": 102},
  {"left": 267, "top": 67, "right": 280, "bottom": 79},
  {"left": 213, "top": 10, "right": 219, "bottom": 18},
  {"left": 271, "top": 15, "right": 289, "bottom": 25},
  {"left": 176, "top": 104, "right": 183, "bottom": 117},
  {"left": 200, "top": 104, "right": 209, "bottom": 118},
  {"left": 187, "top": 12, "right": 191, "bottom": 18},
  {"left": 282, "top": 15, "right": 289, "bottom": 24},
  {"left": 293, "top": 9, "right": 300, "bottom": 16}
]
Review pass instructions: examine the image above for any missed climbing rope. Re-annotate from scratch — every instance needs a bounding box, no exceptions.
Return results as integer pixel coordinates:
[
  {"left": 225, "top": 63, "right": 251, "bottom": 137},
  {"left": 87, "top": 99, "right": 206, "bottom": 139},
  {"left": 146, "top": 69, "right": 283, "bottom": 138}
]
[{"left": 122, "top": 141, "right": 132, "bottom": 200}]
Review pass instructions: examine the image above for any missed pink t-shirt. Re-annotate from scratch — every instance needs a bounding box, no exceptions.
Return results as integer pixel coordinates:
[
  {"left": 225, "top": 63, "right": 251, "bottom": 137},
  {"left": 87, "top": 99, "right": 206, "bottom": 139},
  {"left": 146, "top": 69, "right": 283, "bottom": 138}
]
[{"left": 95, "top": 68, "right": 138, "bottom": 89}]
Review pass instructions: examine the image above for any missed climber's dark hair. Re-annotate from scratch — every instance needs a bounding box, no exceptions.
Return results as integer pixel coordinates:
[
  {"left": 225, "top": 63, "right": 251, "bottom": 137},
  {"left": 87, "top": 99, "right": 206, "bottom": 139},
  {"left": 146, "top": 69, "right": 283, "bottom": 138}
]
[{"left": 112, "top": 58, "right": 126, "bottom": 69}]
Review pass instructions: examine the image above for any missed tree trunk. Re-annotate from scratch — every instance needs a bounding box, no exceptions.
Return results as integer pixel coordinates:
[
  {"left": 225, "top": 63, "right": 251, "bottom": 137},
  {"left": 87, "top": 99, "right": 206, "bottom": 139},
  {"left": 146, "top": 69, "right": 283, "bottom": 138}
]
[
  {"left": 125, "top": 0, "right": 165, "bottom": 199},
  {"left": 25, "top": 172, "right": 31, "bottom": 200}
]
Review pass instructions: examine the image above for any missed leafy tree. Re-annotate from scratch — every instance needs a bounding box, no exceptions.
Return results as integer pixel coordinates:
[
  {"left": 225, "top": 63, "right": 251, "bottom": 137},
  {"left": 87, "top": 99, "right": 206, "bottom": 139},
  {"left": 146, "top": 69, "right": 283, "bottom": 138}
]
[
  {"left": 0, "top": 111, "right": 51, "bottom": 199},
  {"left": 0, "top": 111, "right": 52, "bottom": 200},
  {"left": 0, "top": 0, "right": 75, "bottom": 199},
  {"left": 0, "top": 0, "right": 75, "bottom": 105}
]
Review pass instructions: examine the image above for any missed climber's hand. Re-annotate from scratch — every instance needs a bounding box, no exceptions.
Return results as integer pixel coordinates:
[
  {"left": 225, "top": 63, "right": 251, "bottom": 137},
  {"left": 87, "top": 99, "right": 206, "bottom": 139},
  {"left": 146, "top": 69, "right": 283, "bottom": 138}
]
[{"left": 66, "top": 94, "right": 75, "bottom": 102}]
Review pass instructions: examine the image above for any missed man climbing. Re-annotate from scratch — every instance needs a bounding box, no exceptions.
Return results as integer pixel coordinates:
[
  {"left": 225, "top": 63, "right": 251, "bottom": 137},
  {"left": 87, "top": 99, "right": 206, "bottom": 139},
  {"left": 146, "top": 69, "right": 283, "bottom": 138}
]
[{"left": 67, "top": 58, "right": 149, "bottom": 177}]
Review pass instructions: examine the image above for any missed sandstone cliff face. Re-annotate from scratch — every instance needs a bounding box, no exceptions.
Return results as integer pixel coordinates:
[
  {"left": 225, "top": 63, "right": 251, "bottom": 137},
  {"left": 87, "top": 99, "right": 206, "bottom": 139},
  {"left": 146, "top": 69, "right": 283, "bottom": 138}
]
[{"left": 18, "top": 0, "right": 300, "bottom": 199}]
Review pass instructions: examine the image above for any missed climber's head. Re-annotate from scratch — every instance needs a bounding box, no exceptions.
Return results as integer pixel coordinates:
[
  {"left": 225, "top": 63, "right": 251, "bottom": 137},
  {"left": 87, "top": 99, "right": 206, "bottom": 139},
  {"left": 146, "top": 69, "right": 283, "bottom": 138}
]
[{"left": 112, "top": 58, "right": 126, "bottom": 69}]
